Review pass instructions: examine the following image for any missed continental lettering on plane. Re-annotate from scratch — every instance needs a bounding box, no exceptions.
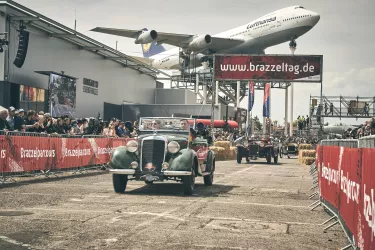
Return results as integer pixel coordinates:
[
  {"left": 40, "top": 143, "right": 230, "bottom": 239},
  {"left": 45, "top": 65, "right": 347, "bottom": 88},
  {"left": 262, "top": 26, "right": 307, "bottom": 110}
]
[{"left": 247, "top": 17, "right": 277, "bottom": 29}]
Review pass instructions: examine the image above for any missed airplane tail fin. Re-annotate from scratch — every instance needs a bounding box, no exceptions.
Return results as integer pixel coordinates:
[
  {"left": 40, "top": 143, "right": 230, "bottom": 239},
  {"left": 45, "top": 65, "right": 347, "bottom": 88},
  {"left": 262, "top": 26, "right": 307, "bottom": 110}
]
[{"left": 141, "top": 28, "right": 166, "bottom": 58}]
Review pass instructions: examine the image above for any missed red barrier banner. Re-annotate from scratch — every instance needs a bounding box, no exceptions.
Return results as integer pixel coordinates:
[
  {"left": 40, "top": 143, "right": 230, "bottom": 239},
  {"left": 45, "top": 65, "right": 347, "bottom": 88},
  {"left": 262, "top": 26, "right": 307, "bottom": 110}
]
[
  {"left": 0, "top": 136, "right": 129, "bottom": 173},
  {"left": 338, "top": 148, "right": 361, "bottom": 245},
  {"left": 358, "top": 148, "right": 375, "bottom": 250},
  {"left": 214, "top": 54, "right": 323, "bottom": 82},
  {"left": 57, "top": 138, "right": 93, "bottom": 169},
  {"left": 6, "top": 136, "right": 56, "bottom": 172},
  {"left": 0, "top": 136, "right": 9, "bottom": 173},
  {"left": 320, "top": 146, "right": 342, "bottom": 209}
]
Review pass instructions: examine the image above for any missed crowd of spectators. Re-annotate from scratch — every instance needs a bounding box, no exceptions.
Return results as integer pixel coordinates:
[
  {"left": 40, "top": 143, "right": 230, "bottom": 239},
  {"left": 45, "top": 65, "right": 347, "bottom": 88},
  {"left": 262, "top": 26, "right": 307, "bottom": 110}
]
[
  {"left": 0, "top": 106, "right": 136, "bottom": 138},
  {"left": 344, "top": 117, "right": 375, "bottom": 139}
]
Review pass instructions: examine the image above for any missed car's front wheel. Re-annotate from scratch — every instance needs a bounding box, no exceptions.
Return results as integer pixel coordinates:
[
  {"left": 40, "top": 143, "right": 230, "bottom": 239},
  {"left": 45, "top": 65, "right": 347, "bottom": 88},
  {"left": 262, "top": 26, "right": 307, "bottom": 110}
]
[
  {"left": 266, "top": 152, "right": 272, "bottom": 164},
  {"left": 236, "top": 147, "right": 242, "bottom": 164},
  {"left": 183, "top": 169, "right": 195, "bottom": 195},
  {"left": 274, "top": 155, "right": 278, "bottom": 164},
  {"left": 204, "top": 171, "right": 214, "bottom": 186},
  {"left": 279, "top": 147, "right": 283, "bottom": 158},
  {"left": 113, "top": 174, "right": 128, "bottom": 193}
]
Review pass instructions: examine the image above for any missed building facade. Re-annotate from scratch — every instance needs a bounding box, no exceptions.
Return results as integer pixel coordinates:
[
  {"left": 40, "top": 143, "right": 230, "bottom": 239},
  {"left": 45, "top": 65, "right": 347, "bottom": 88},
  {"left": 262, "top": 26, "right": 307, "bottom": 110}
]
[{"left": 0, "top": 1, "right": 163, "bottom": 118}]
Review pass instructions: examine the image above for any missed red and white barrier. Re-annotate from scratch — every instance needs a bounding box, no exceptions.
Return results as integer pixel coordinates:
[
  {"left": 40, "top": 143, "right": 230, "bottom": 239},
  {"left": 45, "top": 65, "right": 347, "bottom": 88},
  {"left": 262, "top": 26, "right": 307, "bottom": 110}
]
[
  {"left": 316, "top": 145, "right": 375, "bottom": 250},
  {"left": 0, "top": 135, "right": 130, "bottom": 173}
]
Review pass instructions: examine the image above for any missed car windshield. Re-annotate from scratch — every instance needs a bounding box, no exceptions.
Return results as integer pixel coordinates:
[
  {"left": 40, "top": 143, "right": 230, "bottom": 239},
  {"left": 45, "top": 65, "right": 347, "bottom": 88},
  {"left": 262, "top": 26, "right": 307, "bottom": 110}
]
[{"left": 139, "top": 117, "right": 196, "bottom": 131}]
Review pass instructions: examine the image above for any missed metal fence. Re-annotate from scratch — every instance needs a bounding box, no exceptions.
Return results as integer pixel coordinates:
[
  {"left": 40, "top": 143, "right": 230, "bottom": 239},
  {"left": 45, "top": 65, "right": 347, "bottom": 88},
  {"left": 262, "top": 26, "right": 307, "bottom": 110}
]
[
  {"left": 320, "top": 135, "right": 375, "bottom": 149},
  {"left": 320, "top": 139, "right": 359, "bottom": 148},
  {"left": 358, "top": 135, "right": 375, "bottom": 148}
]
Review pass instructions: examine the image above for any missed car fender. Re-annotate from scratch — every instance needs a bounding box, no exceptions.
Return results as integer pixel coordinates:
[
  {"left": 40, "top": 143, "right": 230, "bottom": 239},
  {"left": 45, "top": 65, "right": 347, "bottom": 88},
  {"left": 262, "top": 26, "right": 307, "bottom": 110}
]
[
  {"left": 109, "top": 146, "right": 137, "bottom": 169},
  {"left": 168, "top": 148, "right": 196, "bottom": 171}
]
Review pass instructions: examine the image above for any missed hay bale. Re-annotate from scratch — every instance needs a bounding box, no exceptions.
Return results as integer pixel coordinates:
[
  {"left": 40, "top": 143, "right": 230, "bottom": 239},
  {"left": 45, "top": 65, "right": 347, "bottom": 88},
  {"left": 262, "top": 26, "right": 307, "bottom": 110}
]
[
  {"left": 300, "top": 157, "right": 315, "bottom": 165},
  {"left": 299, "top": 150, "right": 316, "bottom": 158},
  {"left": 209, "top": 146, "right": 226, "bottom": 161},
  {"left": 298, "top": 144, "right": 313, "bottom": 150},
  {"left": 214, "top": 141, "right": 231, "bottom": 152},
  {"left": 223, "top": 146, "right": 237, "bottom": 160},
  {"left": 298, "top": 150, "right": 316, "bottom": 164}
]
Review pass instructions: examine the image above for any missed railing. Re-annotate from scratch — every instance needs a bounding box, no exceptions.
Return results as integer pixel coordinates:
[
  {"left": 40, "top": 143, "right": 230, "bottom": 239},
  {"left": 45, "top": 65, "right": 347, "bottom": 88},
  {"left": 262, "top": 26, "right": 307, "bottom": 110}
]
[
  {"left": 320, "top": 139, "right": 359, "bottom": 148},
  {"left": 358, "top": 135, "right": 375, "bottom": 148},
  {"left": 0, "top": 131, "right": 130, "bottom": 183}
]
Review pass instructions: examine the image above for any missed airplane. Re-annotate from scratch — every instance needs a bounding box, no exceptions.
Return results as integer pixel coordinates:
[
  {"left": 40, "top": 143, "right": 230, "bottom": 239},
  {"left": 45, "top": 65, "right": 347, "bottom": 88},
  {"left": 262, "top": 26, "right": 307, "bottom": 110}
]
[
  {"left": 90, "top": 5, "right": 320, "bottom": 70},
  {"left": 322, "top": 124, "right": 358, "bottom": 135}
]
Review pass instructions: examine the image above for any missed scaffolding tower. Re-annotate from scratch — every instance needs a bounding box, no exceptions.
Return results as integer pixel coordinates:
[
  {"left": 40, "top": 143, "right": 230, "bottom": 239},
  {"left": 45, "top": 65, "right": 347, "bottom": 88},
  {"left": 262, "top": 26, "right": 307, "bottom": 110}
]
[{"left": 310, "top": 95, "right": 375, "bottom": 119}]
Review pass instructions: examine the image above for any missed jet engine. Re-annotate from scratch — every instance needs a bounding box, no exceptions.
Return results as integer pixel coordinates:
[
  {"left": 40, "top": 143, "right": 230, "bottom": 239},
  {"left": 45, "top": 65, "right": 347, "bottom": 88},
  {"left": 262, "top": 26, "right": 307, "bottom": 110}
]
[
  {"left": 187, "top": 35, "right": 212, "bottom": 51},
  {"left": 135, "top": 30, "right": 158, "bottom": 44}
]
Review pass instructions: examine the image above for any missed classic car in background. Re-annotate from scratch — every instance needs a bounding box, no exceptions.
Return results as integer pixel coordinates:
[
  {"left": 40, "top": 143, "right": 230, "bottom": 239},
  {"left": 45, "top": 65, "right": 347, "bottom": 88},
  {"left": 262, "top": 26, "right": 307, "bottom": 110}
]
[
  {"left": 108, "top": 117, "right": 215, "bottom": 195},
  {"left": 235, "top": 135, "right": 279, "bottom": 164},
  {"left": 279, "top": 137, "right": 299, "bottom": 158}
]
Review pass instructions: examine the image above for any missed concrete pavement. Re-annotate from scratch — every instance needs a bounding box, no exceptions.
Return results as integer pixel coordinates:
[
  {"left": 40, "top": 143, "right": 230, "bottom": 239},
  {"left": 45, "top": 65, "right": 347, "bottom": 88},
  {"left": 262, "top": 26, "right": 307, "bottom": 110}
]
[{"left": 0, "top": 158, "right": 348, "bottom": 249}]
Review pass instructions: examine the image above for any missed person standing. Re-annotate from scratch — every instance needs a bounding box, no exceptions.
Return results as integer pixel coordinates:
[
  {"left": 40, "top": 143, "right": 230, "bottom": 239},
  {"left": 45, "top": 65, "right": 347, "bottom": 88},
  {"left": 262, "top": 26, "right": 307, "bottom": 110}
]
[
  {"left": 0, "top": 109, "right": 11, "bottom": 131},
  {"left": 6, "top": 107, "right": 16, "bottom": 130},
  {"left": 329, "top": 103, "right": 334, "bottom": 115},
  {"left": 324, "top": 102, "right": 328, "bottom": 115}
]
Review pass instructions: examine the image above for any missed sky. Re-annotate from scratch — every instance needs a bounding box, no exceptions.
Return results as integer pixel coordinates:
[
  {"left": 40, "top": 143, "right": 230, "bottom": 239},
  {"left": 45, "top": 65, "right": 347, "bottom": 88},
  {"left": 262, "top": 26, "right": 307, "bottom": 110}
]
[{"left": 14, "top": 0, "right": 375, "bottom": 126}]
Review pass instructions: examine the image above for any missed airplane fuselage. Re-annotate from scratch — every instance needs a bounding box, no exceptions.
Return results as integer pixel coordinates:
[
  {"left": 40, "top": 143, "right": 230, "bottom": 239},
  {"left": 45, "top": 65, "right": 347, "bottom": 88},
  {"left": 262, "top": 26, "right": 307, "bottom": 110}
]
[{"left": 150, "top": 6, "right": 320, "bottom": 70}]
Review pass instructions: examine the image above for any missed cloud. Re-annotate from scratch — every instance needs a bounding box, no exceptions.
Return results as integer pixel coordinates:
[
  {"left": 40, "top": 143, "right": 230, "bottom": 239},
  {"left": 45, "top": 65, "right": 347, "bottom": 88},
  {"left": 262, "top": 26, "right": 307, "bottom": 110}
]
[{"left": 324, "top": 67, "right": 375, "bottom": 96}]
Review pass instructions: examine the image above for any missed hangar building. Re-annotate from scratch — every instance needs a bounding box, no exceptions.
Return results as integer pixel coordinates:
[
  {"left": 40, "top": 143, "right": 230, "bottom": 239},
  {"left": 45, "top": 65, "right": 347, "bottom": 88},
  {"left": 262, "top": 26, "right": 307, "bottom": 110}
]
[{"left": 0, "top": 0, "right": 166, "bottom": 118}]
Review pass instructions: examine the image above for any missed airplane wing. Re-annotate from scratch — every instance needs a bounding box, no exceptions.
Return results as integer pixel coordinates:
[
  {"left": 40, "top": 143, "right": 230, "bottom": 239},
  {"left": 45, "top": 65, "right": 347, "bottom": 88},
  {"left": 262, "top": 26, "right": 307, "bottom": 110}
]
[
  {"left": 91, "top": 27, "right": 192, "bottom": 47},
  {"left": 207, "top": 37, "right": 245, "bottom": 53},
  {"left": 91, "top": 27, "right": 245, "bottom": 51}
]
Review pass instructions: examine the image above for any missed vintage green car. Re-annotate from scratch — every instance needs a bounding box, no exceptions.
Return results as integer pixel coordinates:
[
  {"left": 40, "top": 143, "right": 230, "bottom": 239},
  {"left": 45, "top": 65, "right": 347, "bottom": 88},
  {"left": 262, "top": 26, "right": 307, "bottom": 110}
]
[{"left": 108, "top": 117, "right": 215, "bottom": 195}]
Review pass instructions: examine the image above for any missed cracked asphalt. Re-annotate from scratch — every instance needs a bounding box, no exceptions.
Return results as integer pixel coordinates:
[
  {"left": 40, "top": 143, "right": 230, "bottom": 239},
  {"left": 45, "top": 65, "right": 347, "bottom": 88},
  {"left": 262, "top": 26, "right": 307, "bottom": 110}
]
[{"left": 0, "top": 158, "right": 349, "bottom": 250}]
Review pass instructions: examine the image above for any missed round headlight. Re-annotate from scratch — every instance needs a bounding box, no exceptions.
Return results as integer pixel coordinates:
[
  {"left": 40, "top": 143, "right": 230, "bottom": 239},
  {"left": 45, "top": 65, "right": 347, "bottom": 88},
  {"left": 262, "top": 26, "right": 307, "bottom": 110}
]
[
  {"left": 130, "top": 161, "right": 138, "bottom": 169},
  {"left": 243, "top": 141, "right": 249, "bottom": 147},
  {"left": 259, "top": 141, "right": 265, "bottom": 147},
  {"left": 162, "top": 162, "right": 169, "bottom": 170},
  {"left": 167, "top": 141, "right": 180, "bottom": 154},
  {"left": 126, "top": 140, "right": 138, "bottom": 153}
]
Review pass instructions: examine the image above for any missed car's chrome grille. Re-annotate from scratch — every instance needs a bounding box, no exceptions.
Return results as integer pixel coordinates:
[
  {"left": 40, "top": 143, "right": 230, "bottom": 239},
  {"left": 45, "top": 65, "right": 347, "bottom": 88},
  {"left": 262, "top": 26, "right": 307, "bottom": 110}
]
[
  {"left": 288, "top": 145, "right": 296, "bottom": 151},
  {"left": 249, "top": 144, "right": 259, "bottom": 155},
  {"left": 141, "top": 140, "right": 165, "bottom": 172}
]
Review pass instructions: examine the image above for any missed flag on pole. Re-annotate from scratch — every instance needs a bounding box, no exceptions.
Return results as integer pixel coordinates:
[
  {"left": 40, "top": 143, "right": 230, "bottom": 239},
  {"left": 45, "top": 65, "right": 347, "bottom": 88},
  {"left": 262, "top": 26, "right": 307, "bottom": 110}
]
[
  {"left": 248, "top": 81, "right": 255, "bottom": 112},
  {"left": 263, "top": 83, "right": 270, "bottom": 118}
]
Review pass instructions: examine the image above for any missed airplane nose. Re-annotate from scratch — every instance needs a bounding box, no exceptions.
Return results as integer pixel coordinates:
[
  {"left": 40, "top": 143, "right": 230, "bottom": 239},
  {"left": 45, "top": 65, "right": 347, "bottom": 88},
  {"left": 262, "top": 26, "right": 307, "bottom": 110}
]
[{"left": 310, "top": 12, "right": 320, "bottom": 25}]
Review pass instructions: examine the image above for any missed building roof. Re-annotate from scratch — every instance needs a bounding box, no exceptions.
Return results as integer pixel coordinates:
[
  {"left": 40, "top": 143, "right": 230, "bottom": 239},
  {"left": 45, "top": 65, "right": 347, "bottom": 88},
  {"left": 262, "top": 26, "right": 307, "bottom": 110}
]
[{"left": 0, "top": 0, "right": 170, "bottom": 79}]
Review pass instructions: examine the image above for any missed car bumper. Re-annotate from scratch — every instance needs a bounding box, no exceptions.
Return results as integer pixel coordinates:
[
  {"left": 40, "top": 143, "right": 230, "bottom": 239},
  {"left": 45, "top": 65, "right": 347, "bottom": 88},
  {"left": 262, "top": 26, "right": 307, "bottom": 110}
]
[
  {"left": 162, "top": 171, "right": 192, "bottom": 176},
  {"left": 109, "top": 169, "right": 135, "bottom": 175}
]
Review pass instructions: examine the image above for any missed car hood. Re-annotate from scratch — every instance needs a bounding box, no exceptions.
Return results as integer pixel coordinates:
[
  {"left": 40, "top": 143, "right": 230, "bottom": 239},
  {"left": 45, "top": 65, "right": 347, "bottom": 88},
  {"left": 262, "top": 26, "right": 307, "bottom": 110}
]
[{"left": 136, "top": 133, "right": 188, "bottom": 142}]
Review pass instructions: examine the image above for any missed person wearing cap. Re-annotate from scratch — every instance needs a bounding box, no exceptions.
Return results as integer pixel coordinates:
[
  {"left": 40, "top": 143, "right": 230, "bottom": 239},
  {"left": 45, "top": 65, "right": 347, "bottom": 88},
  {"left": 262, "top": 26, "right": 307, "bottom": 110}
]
[
  {"left": 13, "top": 109, "right": 25, "bottom": 131},
  {"left": 18, "top": 109, "right": 25, "bottom": 119},
  {"left": 6, "top": 107, "right": 16, "bottom": 130}
]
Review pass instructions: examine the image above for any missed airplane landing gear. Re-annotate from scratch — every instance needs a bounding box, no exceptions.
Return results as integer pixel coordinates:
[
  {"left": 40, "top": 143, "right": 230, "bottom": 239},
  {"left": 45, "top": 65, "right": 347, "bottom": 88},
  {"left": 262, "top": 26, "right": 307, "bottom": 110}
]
[{"left": 289, "top": 36, "right": 297, "bottom": 50}]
